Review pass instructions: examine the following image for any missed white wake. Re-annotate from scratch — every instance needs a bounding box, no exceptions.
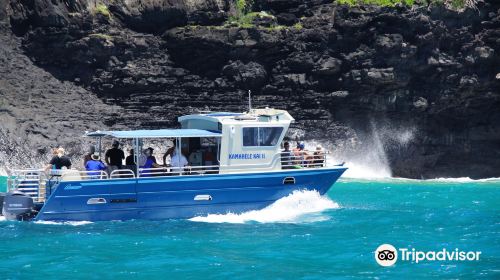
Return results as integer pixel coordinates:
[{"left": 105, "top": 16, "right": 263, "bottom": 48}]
[
  {"left": 425, "top": 177, "right": 500, "bottom": 183},
  {"left": 33, "top": 220, "right": 93, "bottom": 226},
  {"left": 189, "top": 190, "right": 339, "bottom": 224}
]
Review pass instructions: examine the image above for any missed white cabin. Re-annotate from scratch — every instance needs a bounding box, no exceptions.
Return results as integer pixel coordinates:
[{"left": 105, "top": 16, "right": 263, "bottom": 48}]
[{"left": 179, "top": 108, "right": 294, "bottom": 173}]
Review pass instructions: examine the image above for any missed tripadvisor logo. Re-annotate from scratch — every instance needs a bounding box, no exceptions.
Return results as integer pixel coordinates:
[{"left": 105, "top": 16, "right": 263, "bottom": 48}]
[
  {"left": 375, "top": 244, "right": 481, "bottom": 267},
  {"left": 375, "top": 244, "right": 398, "bottom": 267}
]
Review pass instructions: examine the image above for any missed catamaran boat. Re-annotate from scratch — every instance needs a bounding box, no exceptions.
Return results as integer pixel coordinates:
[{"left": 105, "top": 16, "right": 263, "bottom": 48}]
[{"left": 1, "top": 108, "right": 347, "bottom": 221}]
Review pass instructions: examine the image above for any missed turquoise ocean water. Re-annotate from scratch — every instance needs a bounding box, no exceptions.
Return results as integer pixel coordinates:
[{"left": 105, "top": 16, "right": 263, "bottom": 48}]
[{"left": 0, "top": 176, "right": 499, "bottom": 279}]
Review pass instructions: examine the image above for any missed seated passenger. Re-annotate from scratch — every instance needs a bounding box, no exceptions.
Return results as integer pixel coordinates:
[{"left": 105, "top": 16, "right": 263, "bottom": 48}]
[
  {"left": 139, "top": 149, "right": 162, "bottom": 177},
  {"left": 85, "top": 153, "right": 106, "bottom": 178},
  {"left": 162, "top": 142, "right": 176, "bottom": 166},
  {"left": 281, "top": 142, "right": 293, "bottom": 169},
  {"left": 170, "top": 148, "right": 189, "bottom": 173},
  {"left": 312, "top": 145, "right": 325, "bottom": 167},
  {"left": 83, "top": 145, "right": 96, "bottom": 168},
  {"left": 292, "top": 142, "right": 305, "bottom": 165},
  {"left": 188, "top": 149, "right": 203, "bottom": 166},
  {"left": 147, "top": 147, "right": 157, "bottom": 164},
  {"left": 293, "top": 142, "right": 313, "bottom": 167}
]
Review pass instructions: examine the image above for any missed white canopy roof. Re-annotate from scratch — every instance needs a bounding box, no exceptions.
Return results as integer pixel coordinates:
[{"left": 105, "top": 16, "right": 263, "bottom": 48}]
[{"left": 85, "top": 129, "right": 222, "bottom": 138}]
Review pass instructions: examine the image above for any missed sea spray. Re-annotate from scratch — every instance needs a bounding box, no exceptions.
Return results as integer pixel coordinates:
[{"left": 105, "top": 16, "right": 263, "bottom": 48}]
[
  {"left": 189, "top": 190, "right": 339, "bottom": 224},
  {"left": 305, "top": 123, "right": 417, "bottom": 179}
]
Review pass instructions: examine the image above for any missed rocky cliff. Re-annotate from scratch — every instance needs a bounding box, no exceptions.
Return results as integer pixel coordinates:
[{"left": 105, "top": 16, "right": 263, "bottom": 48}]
[{"left": 0, "top": 0, "right": 499, "bottom": 178}]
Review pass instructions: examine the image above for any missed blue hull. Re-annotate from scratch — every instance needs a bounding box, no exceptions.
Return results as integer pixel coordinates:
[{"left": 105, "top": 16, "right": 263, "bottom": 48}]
[{"left": 35, "top": 167, "right": 346, "bottom": 221}]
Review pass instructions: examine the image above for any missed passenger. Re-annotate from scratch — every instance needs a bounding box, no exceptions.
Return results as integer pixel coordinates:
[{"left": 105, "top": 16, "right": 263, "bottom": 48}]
[
  {"left": 293, "top": 142, "right": 312, "bottom": 167},
  {"left": 292, "top": 142, "right": 305, "bottom": 165},
  {"left": 147, "top": 147, "right": 162, "bottom": 176},
  {"left": 139, "top": 148, "right": 162, "bottom": 177},
  {"left": 170, "top": 147, "right": 189, "bottom": 173},
  {"left": 45, "top": 148, "right": 60, "bottom": 171},
  {"left": 105, "top": 140, "right": 124, "bottom": 173},
  {"left": 147, "top": 147, "right": 158, "bottom": 164},
  {"left": 83, "top": 145, "right": 96, "bottom": 168},
  {"left": 162, "top": 142, "right": 176, "bottom": 166},
  {"left": 58, "top": 148, "right": 72, "bottom": 169},
  {"left": 85, "top": 153, "right": 106, "bottom": 178},
  {"left": 312, "top": 145, "right": 325, "bottom": 167},
  {"left": 125, "top": 148, "right": 135, "bottom": 166},
  {"left": 281, "top": 142, "right": 293, "bottom": 169}
]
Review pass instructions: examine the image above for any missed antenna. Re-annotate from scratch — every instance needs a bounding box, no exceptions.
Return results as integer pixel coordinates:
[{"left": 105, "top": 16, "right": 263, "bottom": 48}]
[{"left": 248, "top": 90, "right": 252, "bottom": 112}]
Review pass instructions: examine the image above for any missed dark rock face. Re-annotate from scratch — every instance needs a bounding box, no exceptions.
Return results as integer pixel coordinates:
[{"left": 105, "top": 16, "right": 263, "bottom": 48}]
[
  {"left": 222, "top": 60, "right": 268, "bottom": 89},
  {"left": 0, "top": 0, "right": 499, "bottom": 178}
]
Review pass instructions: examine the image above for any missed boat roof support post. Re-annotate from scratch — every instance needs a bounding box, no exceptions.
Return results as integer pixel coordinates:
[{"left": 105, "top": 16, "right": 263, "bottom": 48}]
[
  {"left": 176, "top": 137, "right": 181, "bottom": 176},
  {"left": 217, "top": 137, "right": 221, "bottom": 164},
  {"left": 97, "top": 136, "right": 102, "bottom": 158},
  {"left": 134, "top": 137, "right": 139, "bottom": 176}
]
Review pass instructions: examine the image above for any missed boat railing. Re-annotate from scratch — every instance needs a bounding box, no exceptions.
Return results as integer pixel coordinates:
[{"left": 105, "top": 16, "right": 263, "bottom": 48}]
[
  {"left": 137, "top": 150, "right": 326, "bottom": 177},
  {"left": 4, "top": 151, "right": 329, "bottom": 189},
  {"left": 138, "top": 165, "right": 220, "bottom": 177},
  {"left": 279, "top": 150, "right": 327, "bottom": 169},
  {"left": 47, "top": 169, "right": 109, "bottom": 181},
  {"left": 110, "top": 169, "right": 136, "bottom": 179},
  {"left": 5, "top": 168, "right": 47, "bottom": 203}
]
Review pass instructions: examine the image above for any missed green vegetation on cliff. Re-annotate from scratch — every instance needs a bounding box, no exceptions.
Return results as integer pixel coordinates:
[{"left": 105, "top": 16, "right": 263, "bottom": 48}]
[
  {"left": 335, "top": 0, "right": 479, "bottom": 9},
  {"left": 94, "top": 3, "right": 111, "bottom": 18}
]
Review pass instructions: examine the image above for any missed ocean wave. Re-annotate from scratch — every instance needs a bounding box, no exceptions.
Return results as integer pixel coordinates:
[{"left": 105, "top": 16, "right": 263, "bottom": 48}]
[
  {"left": 426, "top": 177, "right": 500, "bottom": 183},
  {"left": 189, "top": 190, "right": 339, "bottom": 224},
  {"left": 340, "top": 176, "right": 500, "bottom": 184},
  {"left": 338, "top": 162, "right": 391, "bottom": 179}
]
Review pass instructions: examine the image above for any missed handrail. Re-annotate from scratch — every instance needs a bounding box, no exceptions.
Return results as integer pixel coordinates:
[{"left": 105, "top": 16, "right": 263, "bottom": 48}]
[
  {"left": 138, "top": 165, "right": 220, "bottom": 177},
  {"left": 110, "top": 169, "right": 135, "bottom": 179},
  {"left": 5, "top": 150, "right": 330, "bottom": 184},
  {"left": 6, "top": 169, "right": 47, "bottom": 203},
  {"left": 62, "top": 170, "right": 109, "bottom": 181}
]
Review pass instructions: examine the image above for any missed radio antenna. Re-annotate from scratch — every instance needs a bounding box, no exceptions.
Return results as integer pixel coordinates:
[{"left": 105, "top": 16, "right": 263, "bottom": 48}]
[{"left": 248, "top": 90, "right": 252, "bottom": 112}]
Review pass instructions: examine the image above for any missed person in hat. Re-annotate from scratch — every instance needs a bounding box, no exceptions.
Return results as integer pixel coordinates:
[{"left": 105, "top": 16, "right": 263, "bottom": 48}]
[
  {"left": 292, "top": 142, "right": 305, "bottom": 165},
  {"left": 105, "top": 140, "right": 124, "bottom": 172},
  {"left": 85, "top": 153, "right": 106, "bottom": 179},
  {"left": 85, "top": 153, "right": 107, "bottom": 177},
  {"left": 83, "top": 145, "right": 96, "bottom": 168}
]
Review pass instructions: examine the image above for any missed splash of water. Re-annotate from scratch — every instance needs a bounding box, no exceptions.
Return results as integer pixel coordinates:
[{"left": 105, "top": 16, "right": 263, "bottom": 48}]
[
  {"left": 189, "top": 190, "right": 339, "bottom": 224},
  {"left": 306, "top": 124, "right": 418, "bottom": 179}
]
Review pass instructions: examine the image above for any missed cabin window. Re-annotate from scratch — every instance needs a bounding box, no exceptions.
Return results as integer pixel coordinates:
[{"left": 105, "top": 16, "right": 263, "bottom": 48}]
[{"left": 242, "top": 127, "right": 283, "bottom": 147}]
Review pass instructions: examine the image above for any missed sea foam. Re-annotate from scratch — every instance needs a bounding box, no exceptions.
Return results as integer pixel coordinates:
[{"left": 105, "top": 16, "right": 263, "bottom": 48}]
[
  {"left": 189, "top": 190, "right": 339, "bottom": 224},
  {"left": 33, "top": 220, "right": 93, "bottom": 226}
]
